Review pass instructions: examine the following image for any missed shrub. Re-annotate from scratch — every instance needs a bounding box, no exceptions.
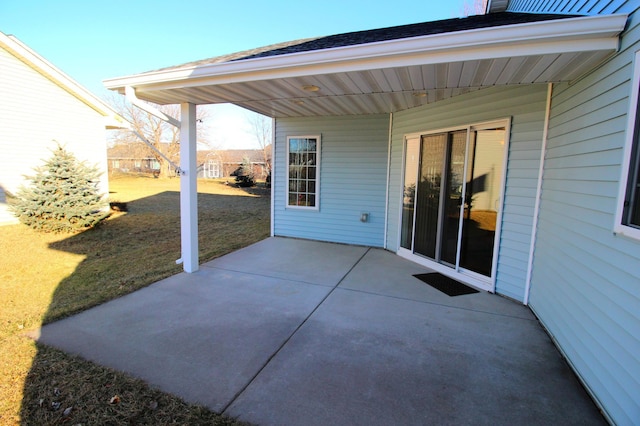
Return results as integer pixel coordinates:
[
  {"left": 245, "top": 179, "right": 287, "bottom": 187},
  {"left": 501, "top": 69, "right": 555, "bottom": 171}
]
[
  {"left": 235, "top": 156, "right": 255, "bottom": 187},
  {"left": 10, "top": 144, "right": 109, "bottom": 233}
]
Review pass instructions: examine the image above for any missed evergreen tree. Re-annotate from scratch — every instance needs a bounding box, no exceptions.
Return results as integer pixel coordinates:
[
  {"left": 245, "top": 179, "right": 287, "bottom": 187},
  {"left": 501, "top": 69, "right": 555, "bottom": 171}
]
[
  {"left": 10, "top": 144, "right": 108, "bottom": 233},
  {"left": 236, "top": 156, "right": 255, "bottom": 187}
]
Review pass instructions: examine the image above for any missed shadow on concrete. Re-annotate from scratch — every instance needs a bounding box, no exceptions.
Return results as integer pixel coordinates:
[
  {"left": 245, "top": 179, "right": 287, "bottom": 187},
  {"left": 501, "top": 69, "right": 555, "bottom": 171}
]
[{"left": 19, "top": 187, "right": 269, "bottom": 424}]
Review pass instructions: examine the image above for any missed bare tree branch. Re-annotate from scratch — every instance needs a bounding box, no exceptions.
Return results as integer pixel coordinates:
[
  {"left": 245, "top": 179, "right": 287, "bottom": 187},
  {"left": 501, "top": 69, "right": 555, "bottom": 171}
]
[
  {"left": 247, "top": 113, "right": 273, "bottom": 174},
  {"left": 108, "top": 94, "right": 210, "bottom": 177}
]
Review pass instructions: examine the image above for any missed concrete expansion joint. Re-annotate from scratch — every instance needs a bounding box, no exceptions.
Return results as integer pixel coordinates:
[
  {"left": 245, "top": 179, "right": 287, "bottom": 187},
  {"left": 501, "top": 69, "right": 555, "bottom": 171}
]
[
  {"left": 220, "top": 247, "right": 371, "bottom": 415},
  {"left": 200, "top": 263, "right": 336, "bottom": 288}
]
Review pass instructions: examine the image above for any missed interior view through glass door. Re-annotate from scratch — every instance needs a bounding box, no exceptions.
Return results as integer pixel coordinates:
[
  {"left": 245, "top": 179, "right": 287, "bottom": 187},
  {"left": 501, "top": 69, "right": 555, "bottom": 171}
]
[{"left": 400, "top": 124, "right": 506, "bottom": 280}]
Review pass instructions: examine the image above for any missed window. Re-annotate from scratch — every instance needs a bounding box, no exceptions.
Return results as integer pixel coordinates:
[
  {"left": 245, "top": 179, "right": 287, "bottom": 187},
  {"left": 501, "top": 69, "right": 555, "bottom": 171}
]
[
  {"left": 616, "top": 50, "right": 640, "bottom": 240},
  {"left": 287, "top": 136, "right": 320, "bottom": 209}
]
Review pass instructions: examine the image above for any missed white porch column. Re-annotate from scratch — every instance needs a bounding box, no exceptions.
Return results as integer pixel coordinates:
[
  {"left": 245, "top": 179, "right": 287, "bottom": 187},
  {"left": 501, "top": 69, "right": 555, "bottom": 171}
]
[{"left": 180, "top": 102, "right": 199, "bottom": 273}]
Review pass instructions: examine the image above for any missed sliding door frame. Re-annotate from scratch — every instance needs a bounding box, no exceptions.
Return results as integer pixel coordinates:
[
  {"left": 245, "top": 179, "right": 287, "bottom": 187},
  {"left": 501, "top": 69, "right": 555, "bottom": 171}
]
[{"left": 397, "top": 118, "right": 511, "bottom": 293}]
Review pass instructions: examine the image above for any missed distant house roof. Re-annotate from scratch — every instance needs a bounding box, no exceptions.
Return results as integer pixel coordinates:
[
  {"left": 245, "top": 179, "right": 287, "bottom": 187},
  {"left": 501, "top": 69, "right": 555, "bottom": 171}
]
[
  {"left": 0, "top": 31, "right": 125, "bottom": 129},
  {"left": 203, "top": 149, "right": 269, "bottom": 164}
]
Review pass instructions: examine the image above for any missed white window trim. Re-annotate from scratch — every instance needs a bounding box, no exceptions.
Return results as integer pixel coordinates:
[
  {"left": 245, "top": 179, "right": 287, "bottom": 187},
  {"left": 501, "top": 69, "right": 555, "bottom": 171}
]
[
  {"left": 286, "top": 135, "right": 321, "bottom": 211},
  {"left": 614, "top": 49, "right": 640, "bottom": 241}
]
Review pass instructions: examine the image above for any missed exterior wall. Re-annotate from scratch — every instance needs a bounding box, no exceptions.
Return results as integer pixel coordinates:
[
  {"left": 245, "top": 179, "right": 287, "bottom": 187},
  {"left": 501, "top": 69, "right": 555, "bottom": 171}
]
[
  {"left": 507, "top": 0, "right": 635, "bottom": 14},
  {"left": 0, "top": 46, "right": 110, "bottom": 212},
  {"left": 387, "top": 85, "right": 549, "bottom": 302},
  {"left": 273, "top": 114, "right": 389, "bottom": 247},
  {"left": 527, "top": 7, "right": 640, "bottom": 425}
]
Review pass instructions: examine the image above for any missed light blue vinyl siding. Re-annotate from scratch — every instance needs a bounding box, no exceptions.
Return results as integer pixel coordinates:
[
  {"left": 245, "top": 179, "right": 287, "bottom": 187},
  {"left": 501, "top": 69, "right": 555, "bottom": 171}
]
[
  {"left": 527, "top": 6, "right": 640, "bottom": 425},
  {"left": 387, "top": 84, "right": 548, "bottom": 302},
  {"left": 507, "top": 0, "right": 635, "bottom": 14},
  {"left": 274, "top": 114, "right": 389, "bottom": 247}
]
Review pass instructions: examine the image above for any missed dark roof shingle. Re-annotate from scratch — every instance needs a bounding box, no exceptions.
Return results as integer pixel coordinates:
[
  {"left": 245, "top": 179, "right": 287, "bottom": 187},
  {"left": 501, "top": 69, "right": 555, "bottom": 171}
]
[{"left": 154, "top": 12, "right": 579, "bottom": 71}]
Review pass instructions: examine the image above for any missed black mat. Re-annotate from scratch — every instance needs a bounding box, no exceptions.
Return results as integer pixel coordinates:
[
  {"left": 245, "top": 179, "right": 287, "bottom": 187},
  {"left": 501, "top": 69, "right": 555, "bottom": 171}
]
[{"left": 413, "top": 273, "right": 479, "bottom": 296}]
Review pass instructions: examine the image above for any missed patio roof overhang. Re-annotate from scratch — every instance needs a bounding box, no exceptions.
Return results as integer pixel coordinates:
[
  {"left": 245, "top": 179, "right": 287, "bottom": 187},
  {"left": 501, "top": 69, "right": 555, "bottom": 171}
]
[{"left": 104, "top": 13, "right": 628, "bottom": 118}]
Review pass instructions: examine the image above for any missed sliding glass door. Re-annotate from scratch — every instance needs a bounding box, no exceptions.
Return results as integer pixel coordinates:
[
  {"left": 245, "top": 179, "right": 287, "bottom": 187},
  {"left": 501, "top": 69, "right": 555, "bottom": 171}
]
[{"left": 400, "top": 123, "right": 507, "bottom": 283}]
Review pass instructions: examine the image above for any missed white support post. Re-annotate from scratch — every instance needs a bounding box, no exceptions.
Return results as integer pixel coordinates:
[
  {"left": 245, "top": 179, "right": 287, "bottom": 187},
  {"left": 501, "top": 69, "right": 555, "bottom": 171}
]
[{"left": 180, "top": 103, "right": 199, "bottom": 273}]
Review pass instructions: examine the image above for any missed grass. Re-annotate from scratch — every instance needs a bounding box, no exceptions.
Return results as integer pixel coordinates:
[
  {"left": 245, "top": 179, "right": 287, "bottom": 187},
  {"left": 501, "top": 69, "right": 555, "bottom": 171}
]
[{"left": 0, "top": 175, "right": 269, "bottom": 425}]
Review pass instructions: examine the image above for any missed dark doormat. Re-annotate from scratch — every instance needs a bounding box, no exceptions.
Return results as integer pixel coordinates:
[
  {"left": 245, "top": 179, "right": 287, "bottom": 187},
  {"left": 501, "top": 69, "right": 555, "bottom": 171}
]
[{"left": 413, "top": 272, "right": 480, "bottom": 296}]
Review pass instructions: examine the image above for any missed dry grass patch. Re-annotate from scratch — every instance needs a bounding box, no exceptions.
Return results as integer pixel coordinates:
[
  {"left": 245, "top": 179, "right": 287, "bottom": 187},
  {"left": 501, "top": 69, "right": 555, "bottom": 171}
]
[{"left": 0, "top": 176, "right": 268, "bottom": 425}]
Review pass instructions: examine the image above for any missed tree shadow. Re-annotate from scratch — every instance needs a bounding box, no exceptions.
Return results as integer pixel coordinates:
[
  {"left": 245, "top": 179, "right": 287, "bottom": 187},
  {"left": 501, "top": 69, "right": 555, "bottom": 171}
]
[{"left": 20, "top": 188, "right": 269, "bottom": 424}]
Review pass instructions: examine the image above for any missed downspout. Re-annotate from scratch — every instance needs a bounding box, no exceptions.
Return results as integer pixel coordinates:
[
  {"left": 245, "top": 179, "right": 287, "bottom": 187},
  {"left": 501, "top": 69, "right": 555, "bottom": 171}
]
[
  {"left": 124, "top": 86, "right": 182, "bottom": 174},
  {"left": 524, "top": 82, "right": 553, "bottom": 305},
  {"left": 129, "top": 129, "right": 182, "bottom": 174},
  {"left": 384, "top": 112, "right": 393, "bottom": 249},
  {"left": 125, "top": 86, "right": 180, "bottom": 127}
]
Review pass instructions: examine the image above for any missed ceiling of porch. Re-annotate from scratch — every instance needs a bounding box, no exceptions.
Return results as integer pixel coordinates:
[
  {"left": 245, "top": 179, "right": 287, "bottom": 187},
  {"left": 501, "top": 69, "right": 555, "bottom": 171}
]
[
  {"left": 136, "top": 51, "right": 614, "bottom": 117},
  {"left": 104, "top": 13, "right": 628, "bottom": 118}
]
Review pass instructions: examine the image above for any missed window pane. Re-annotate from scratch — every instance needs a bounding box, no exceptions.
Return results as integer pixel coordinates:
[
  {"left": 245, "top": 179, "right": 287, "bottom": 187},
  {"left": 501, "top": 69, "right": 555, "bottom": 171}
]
[
  {"left": 625, "top": 86, "right": 640, "bottom": 228},
  {"left": 630, "top": 165, "right": 640, "bottom": 226},
  {"left": 287, "top": 136, "right": 319, "bottom": 208}
]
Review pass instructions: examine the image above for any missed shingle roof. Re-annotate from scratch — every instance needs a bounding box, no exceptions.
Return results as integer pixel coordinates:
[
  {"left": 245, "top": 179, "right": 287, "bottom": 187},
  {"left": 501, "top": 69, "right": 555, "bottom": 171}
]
[{"left": 154, "top": 12, "right": 579, "bottom": 71}]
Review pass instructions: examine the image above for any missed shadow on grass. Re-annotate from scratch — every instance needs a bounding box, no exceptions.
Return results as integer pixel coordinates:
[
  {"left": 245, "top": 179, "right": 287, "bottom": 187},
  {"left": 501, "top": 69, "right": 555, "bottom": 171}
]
[{"left": 20, "top": 189, "right": 269, "bottom": 424}]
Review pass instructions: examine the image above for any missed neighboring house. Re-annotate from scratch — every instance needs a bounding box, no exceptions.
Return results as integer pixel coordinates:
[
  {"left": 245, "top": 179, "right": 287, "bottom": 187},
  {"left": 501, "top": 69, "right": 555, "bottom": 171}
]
[
  {"left": 0, "top": 31, "right": 122, "bottom": 224},
  {"left": 197, "top": 148, "right": 270, "bottom": 179},
  {"left": 105, "top": 2, "right": 639, "bottom": 423},
  {"left": 107, "top": 142, "right": 162, "bottom": 175}
]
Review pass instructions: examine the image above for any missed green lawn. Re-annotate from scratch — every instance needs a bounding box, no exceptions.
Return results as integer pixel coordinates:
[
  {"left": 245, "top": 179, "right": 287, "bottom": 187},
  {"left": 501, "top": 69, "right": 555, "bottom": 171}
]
[{"left": 0, "top": 175, "right": 269, "bottom": 425}]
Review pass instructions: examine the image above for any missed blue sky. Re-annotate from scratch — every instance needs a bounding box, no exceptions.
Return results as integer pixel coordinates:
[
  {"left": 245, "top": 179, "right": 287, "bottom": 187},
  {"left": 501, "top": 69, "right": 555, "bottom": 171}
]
[{"left": 1, "top": 0, "right": 474, "bottom": 148}]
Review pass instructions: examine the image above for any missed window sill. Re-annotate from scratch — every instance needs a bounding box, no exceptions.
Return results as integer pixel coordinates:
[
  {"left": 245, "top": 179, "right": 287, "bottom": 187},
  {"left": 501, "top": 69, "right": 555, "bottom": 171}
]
[{"left": 613, "top": 223, "right": 640, "bottom": 242}]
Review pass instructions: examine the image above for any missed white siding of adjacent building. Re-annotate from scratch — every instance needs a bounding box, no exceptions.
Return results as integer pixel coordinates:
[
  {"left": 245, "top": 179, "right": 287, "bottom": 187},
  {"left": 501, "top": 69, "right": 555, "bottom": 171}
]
[
  {"left": 525, "top": 6, "right": 640, "bottom": 425},
  {"left": 0, "top": 44, "right": 110, "bottom": 224},
  {"left": 387, "top": 84, "right": 549, "bottom": 302},
  {"left": 273, "top": 114, "right": 390, "bottom": 247}
]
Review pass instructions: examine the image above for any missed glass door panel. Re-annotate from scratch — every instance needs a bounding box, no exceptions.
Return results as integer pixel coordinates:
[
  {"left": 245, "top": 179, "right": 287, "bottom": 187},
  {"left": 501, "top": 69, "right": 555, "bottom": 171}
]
[
  {"left": 440, "top": 130, "right": 467, "bottom": 266},
  {"left": 459, "top": 129, "right": 505, "bottom": 276},
  {"left": 400, "top": 138, "right": 420, "bottom": 249},
  {"left": 414, "top": 134, "right": 447, "bottom": 259}
]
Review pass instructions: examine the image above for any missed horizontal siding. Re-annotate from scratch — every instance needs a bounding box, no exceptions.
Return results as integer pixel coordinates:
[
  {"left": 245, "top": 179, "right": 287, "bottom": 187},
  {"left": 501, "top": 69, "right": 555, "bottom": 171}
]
[
  {"left": 387, "top": 84, "right": 548, "bottom": 302},
  {"left": 507, "top": 0, "right": 634, "bottom": 14},
  {"left": 273, "top": 114, "right": 389, "bottom": 247},
  {"left": 528, "top": 7, "right": 640, "bottom": 425},
  {"left": 0, "top": 46, "right": 109, "bottom": 198}
]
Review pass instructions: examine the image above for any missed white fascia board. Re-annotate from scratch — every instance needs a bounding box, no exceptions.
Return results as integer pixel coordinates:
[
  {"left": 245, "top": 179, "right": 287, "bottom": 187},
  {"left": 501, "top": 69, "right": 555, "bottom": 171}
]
[
  {"left": 0, "top": 32, "right": 123, "bottom": 122},
  {"left": 104, "top": 14, "right": 628, "bottom": 93}
]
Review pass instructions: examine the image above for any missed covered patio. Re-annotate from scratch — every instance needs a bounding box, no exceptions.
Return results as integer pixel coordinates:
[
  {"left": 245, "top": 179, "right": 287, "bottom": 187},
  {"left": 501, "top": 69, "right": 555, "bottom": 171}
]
[{"left": 35, "top": 237, "right": 604, "bottom": 425}]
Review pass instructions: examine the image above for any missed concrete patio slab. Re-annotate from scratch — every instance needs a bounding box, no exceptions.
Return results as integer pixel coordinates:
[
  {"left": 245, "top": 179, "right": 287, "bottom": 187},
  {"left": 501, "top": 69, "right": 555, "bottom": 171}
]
[
  {"left": 34, "top": 263, "right": 334, "bottom": 412},
  {"left": 339, "top": 248, "right": 534, "bottom": 319},
  {"left": 34, "top": 237, "right": 604, "bottom": 425},
  {"left": 227, "top": 287, "right": 602, "bottom": 425},
  {"left": 203, "top": 237, "right": 369, "bottom": 286}
]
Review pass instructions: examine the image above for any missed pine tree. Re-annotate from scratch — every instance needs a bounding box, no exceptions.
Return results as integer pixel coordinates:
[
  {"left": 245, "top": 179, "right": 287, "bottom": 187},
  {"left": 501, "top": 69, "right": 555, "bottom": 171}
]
[
  {"left": 236, "top": 156, "right": 255, "bottom": 187},
  {"left": 10, "top": 144, "right": 109, "bottom": 233}
]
